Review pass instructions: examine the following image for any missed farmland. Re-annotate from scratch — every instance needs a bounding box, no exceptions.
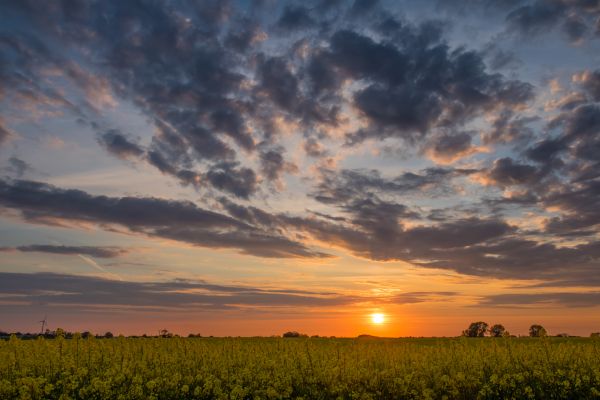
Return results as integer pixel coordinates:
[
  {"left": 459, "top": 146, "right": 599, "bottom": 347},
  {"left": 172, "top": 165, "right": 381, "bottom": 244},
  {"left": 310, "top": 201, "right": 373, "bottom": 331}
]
[{"left": 2, "top": 336, "right": 600, "bottom": 399}]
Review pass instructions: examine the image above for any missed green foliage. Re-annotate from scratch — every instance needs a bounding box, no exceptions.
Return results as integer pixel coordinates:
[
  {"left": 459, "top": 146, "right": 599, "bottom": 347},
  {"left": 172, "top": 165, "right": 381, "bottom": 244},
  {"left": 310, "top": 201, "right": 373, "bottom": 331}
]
[
  {"left": 489, "top": 324, "right": 506, "bottom": 338},
  {"left": 1, "top": 337, "right": 599, "bottom": 399},
  {"left": 529, "top": 324, "right": 548, "bottom": 337},
  {"left": 463, "top": 321, "right": 489, "bottom": 337}
]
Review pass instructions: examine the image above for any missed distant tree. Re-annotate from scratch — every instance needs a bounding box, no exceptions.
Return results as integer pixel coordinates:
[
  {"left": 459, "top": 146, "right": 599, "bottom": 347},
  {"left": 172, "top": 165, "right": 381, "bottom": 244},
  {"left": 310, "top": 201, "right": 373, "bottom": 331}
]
[
  {"left": 283, "top": 331, "right": 308, "bottom": 338},
  {"left": 490, "top": 324, "right": 506, "bottom": 337},
  {"left": 462, "top": 321, "right": 489, "bottom": 337},
  {"left": 55, "top": 328, "right": 65, "bottom": 338},
  {"left": 104, "top": 331, "right": 114, "bottom": 339},
  {"left": 555, "top": 333, "right": 570, "bottom": 337},
  {"left": 590, "top": 332, "right": 600, "bottom": 338},
  {"left": 81, "top": 331, "right": 91, "bottom": 339},
  {"left": 529, "top": 324, "right": 547, "bottom": 337},
  {"left": 159, "top": 329, "right": 173, "bottom": 338}
]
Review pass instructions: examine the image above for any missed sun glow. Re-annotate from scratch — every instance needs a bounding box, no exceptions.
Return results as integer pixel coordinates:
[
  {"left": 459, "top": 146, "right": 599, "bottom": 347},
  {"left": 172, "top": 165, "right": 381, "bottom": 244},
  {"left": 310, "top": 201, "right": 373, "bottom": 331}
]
[{"left": 371, "top": 313, "right": 385, "bottom": 324}]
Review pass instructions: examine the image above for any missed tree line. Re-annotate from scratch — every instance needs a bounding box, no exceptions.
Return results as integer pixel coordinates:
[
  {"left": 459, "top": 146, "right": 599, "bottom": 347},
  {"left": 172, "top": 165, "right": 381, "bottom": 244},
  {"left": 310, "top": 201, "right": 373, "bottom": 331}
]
[
  {"left": 2, "top": 326, "right": 599, "bottom": 340},
  {"left": 461, "top": 321, "right": 599, "bottom": 338}
]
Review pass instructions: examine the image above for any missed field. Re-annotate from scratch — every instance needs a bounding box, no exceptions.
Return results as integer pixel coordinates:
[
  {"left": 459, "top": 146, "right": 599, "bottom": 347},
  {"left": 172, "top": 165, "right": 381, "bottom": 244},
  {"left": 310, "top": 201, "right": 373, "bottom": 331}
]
[{"left": 2, "top": 336, "right": 600, "bottom": 400}]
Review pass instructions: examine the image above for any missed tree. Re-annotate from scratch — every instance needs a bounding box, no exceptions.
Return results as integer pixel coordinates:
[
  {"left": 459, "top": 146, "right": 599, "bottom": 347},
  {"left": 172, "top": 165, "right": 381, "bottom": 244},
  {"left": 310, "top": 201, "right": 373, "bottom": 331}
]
[
  {"left": 490, "top": 324, "right": 507, "bottom": 337},
  {"left": 590, "top": 332, "right": 600, "bottom": 338},
  {"left": 529, "top": 324, "right": 547, "bottom": 337},
  {"left": 282, "top": 331, "right": 307, "bottom": 338},
  {"left": 104, "top": 331, "right": 114, "bottom": 339},
  {"left": 462, "top": 321, "right": 489, "bottom": 337},
  {"left": 159, "top": 329, "right": 173, "bottom": 338}
]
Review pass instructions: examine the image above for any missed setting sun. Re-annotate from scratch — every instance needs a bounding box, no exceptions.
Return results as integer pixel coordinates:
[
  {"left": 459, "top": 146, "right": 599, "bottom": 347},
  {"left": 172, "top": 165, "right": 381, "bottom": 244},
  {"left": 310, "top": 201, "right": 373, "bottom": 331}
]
[{"left": 371, "top": 313, "right": 385, "bottom": 324}]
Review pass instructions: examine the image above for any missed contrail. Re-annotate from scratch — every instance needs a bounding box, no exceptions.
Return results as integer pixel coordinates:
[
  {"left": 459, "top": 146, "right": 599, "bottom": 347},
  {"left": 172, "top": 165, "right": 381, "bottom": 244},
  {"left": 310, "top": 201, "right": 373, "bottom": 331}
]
[{"left": 77, "top": 254, "right": 123, "bottom": 281}]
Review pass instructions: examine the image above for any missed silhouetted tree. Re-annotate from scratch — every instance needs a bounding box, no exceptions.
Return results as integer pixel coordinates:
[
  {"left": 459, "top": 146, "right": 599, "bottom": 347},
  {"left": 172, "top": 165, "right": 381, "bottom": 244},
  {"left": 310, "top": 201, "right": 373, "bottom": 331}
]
[
  {"left": 529, "top": 324, "right": 547, "bottom": 337},
  {"left": 104, "top": 331, "right": 114, "bottom": 339},
  {"left": 159, "top": 329, "right": 173, "bottom": 338},
  {"left": 590, "top": 332, "right": 599, "bottom": 338},
  {"left": 490, "top": 324, "right": 507, "bottom": 337},
  {"left": 462, "top": 321, "right": 489, "bottom": 337},
  {"left": 282, "top": 331, "right": 307, "bottom": 338}
]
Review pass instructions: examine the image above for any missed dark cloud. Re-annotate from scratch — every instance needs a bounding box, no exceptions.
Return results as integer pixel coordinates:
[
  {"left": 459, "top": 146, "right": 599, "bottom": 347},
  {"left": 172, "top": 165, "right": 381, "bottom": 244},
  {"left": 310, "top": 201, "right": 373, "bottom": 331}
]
[
  {"left": 321, "top": 28, "right": 534, "bottom": 144},
  {"left": 428, "top": 131, "right": 475, "bottom": 162},
  {"left": 483, "top": 111, "right": 538, "bottom": 145},
  {"left": 506, "top": 0, "right": 568, "bottom": 36},
  {"left": 543, "top": 179, "right": 600, "bottom": 233},
  {"left": 562, "top": 103, "right": 600, "bottom": 139},
  {"left": 578, "top": 69, "right": 600, "bottom": 101},
  {"left": 402, "top": 218, "right": 514, "bottom": 250},
  {"left": 479, "top": 291, "right": 600, "bottom": 307},
  {"left": 205, "top": 162, "right": 258, "bottom": 199},
  {"left": 256, "top": 56, "right": 300, "bottom": 112},
  {"left": 436, "top": 0, "right": 525, "bottom": 14},
  {"left": 98, "top": 129, "right": 144, "bottom": 160},
  {"left": 277, "top": 5, "right": 316, "bottom": 30},
  {"left": 259, "top": 147, "right": 298, "bottom": 184},
  {"left": 563, "top": 14, "right": 588, "bottom": 42},
  {"left": 313, "top": 167, "right": 475, "bottom": 204},
  {"left": 484, "top": 157, "right": 545, "bottom": 186},
  {"left": 350, "top": 84, "right": 442, "bottom": 142},
  {"left": 0, "top": 245, "right": 127, "bottom": 258},
  {"left": 525, "top": 137, "right": 568, "bottom": 163},
  {"left": 0, "top": 272, "right": 358, "bottom": 311},
  {"left": 349, "top": 0, "right": 380, "bottom": 16},
  {"left": 504, "top": 0, "right": 600, "bottom": 43},
  {"left": 0, "top": 179, "right": 326, "bottom": 258},
  {"left": 225, "top": 20, "right": 264, "bottom": 53},
  {"left": 5, "top": 157, "right": 31, "bottom": 177},
  {"left": 0, "top": 121, "right": 12, "bottom": 145}
]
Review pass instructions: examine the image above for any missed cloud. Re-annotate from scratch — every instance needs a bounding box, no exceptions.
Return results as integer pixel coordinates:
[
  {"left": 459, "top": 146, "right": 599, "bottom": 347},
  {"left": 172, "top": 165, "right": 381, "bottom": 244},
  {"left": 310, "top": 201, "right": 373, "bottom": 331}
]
[
  {"left": 481, "top": 157, "right": 546, "bottom": 186},
  {"left": 0, "top": 245, "right": 127, "bottom": 258},
  {"left": 0, "top": 119, "right": 13, "bottom": 146},
  {"left": 312, "top": 167, "right": 475, "bottom": 205},
  {"left": 563, "top": 14, "right": 588, "bottom": 43},
  {"left": 7, "top": 176, "right": 597, "bottom": 281},
  {"left": 4, "top": 157, "right": 32, "bottom": 177},
  {"left": 574, "top": 69, "right": 600, "bottom": 101},
  {"left": 392, "top": 291, "right": 458, "bottom": 305},
  {"left": 259, "top": 147, "right": 298, "bottom": 185},
  {"left": 1, "top": 0, "right": 599, "bottom": 289},
  {"left": 205, "top": 162, "right": 259, "bottom": 199},
  {"left": 427, "top": 132, "right": 483, "bottom": 164},
  {"left": 506, "top": 1, "right": 568, "bottom": 37},
  {"left": 483, "top": 111, "right": 538, "bottom": 145},
  {"left": 479, "top": 291, "right": 600, "bottom": 308},
  {"left": 277, "top": 5, "right": 316, "bottom": 31},
  {"left": 97, "top": 129, "right": 144, "bottom": 160},
  {"left": 0, "top": 272, "right": 358, "bottom": 311},
  {"left": 0, "top": 179, "right": 327, "bottom": 259}
]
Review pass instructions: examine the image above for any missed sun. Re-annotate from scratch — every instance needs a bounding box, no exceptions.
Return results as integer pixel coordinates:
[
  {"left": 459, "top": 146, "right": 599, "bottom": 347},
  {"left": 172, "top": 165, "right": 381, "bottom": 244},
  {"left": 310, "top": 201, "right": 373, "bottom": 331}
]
[{"left": 371, "top": 313, "right": 385, "bottom": 324}]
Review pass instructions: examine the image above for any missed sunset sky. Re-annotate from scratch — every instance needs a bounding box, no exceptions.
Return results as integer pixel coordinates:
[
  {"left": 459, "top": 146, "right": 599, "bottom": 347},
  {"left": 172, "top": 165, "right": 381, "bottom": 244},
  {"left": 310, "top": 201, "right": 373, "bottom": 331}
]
[{"left": 1, "top": 0, "right": 600, "bottom": 337}]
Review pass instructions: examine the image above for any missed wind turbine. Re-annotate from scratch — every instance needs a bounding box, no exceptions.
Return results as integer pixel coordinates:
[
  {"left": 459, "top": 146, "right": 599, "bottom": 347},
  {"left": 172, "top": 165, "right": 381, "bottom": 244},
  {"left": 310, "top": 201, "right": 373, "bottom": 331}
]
[{"left": 39, "top": 316, "right": 47, "bottom": 335}]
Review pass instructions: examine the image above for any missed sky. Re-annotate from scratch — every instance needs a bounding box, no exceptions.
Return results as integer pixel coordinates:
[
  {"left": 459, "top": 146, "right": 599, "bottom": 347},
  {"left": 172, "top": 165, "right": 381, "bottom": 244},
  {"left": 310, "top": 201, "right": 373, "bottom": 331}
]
[{"left": 1, "top": 0, "right": 600, "bottom": 337}]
